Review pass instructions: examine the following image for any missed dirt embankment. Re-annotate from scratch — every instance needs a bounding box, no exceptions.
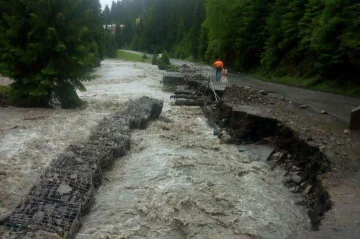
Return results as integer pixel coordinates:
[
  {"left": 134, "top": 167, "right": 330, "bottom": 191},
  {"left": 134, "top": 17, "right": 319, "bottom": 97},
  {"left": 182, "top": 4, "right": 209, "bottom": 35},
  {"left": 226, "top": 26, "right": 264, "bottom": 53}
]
[{"left": 176, "top": 80, "right": 360, "bottom": 236}]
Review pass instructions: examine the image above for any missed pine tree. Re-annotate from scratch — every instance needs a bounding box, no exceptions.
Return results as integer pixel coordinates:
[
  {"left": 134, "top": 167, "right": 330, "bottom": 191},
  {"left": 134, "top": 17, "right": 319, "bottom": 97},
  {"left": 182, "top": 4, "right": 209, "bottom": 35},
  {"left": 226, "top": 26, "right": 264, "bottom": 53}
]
[
  {"left": 0, "top": 0, "right": 103, "bottom": 108},
  {"left": 103, "top": 5, "right": 111, "bottom": 25},
  {"left": 304, "top": 0, "right": 360, "bottom": 80},
  {"left": 262, "top": 0, "right": 307, "bottom": 76},
  {"left": 104, "top": 30, "right": 118, "bottom": 58},
  {"left": 231, "top": 0, "right": 274, "bottom": 71},
  {"left": 189, "top": 0, "right": 206, "bottom": 60}
]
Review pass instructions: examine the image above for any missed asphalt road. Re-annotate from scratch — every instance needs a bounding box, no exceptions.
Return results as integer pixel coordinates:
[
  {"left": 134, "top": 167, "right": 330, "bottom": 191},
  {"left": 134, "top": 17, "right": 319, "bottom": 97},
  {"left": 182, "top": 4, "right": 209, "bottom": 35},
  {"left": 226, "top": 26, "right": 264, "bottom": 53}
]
[
  {"left": 122, "top": 50, "right": 360, "bottom": 124},
  {"left": 226, "top": 73, "right": 360, "bottom": 124}
]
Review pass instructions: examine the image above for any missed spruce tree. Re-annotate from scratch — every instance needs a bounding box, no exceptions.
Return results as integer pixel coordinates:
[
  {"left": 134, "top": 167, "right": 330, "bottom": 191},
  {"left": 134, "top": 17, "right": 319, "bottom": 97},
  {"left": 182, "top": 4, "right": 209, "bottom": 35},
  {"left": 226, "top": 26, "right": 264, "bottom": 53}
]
[
  {"left": 0, "top": 0, "right": 103, "bottom": 108},
  {"left": 262, "top": 0, "right": 307, "bottom": 76},
  {"left": 103, "top": 5, "right": 111, "bottom": 25},
  {"left": 304, "top": 0, "right": 360, "bottom": 81}
]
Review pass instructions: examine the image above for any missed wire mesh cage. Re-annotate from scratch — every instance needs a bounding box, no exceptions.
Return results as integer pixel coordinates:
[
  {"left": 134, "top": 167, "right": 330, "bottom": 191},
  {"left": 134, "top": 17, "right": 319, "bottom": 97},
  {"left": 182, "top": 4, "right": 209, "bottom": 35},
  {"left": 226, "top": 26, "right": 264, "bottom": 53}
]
[
  {"left": 7, "top": 197, "right": 81, "bottom": 239},
  {"left": 94, "top": 116, "right": 130, "bottom": 138},
  {"left": 27, "top": 168, "right": 94, "bottom": 214},
  {"left": 51, "top": 146, "right": 103, "bottom": 188},
  {"left": 84, "top": 116, "right": 131, "bottom": 170},
  {"left": 80, "top": 143, "right": 117, "bottom": 171},
  {"left": 1, "top": 99, "right": 165, "bottom": 239},
  {"left": 122, "top": 97, "right": 163, "bottom": 129},
  {"left": 88, "top": 129, "right": 130, "bottom": 158}
]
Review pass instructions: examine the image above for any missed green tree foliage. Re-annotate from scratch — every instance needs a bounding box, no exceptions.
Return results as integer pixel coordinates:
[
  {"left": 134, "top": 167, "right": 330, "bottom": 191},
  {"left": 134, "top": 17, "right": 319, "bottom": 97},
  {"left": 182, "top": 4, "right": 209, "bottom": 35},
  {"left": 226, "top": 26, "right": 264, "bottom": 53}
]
[
  {"left": 115, "top": 24, "right": 124, "bottom": 47},
  {"left": 189, "top": 0, "right": 206, "bottom": 60},
  {"left": 102, "top": 0, "right": 151, "bottom": 49},
  {"left": 104, "top": 0, "right": 206, "bottom": 59},
  {"left": 152, "top": 54, "right": 158, "bottom": 65},
  {"left": 161, "top": 51, "right": 171, "bottom": 66},
  {"left": 232, "top": 0, "right": 273, "bottom": 70},
  {"left": 203, "top": 0, "right": 360, "bottom": 83},
  {"left": 203, "top": 0, "right": 237, "bottom": 63},
  {"left": 151, "top": 51, "right": 171, "bottom": 70},
  {"left": 0, "top": 0, "right": 104, "bottom": 108},
  {"left": 303, "top": 0, "right": 360, "bottom": 80},
  {"left": 104, "top": 31, "right": 118, "bottom": 58},
  {"left": 262, "top": 0, "right": 308, "bottom": 76},
  {"left": 102, "top": 5, "right": 111, "bottom": 25},
  {"left": 103, "top": 0, "right": 360, "bottom": 84}
]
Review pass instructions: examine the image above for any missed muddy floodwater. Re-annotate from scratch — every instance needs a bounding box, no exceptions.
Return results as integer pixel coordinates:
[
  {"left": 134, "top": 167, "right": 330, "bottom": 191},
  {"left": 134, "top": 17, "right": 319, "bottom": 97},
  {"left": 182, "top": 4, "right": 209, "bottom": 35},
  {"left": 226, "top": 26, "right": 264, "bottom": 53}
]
[{"left": 0, "top": 60, "right": 309, "bottom": 238}]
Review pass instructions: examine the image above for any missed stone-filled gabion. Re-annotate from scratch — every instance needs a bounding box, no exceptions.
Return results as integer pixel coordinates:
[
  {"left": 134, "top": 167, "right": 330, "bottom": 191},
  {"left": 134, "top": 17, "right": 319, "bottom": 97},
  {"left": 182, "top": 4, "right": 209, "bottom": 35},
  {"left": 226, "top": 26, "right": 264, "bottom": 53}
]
[
  {"left": 87, "top": 136, "right": 130, "bottom": 157},
  {"left": 51, "top": 145, "right": 103, "bottom": 188},
  {"left": 27, "top": 168, "right": 94, "bottom": 215},
  {"left": 123, "top": 96, "right": 164, "bottom": 129},
  {"left": 88, "top": 114, "right": 131, "bottom": 159},
  {"left": 3, "top": 97, "right": 164, "bottom": 239},
  {"left": 7, "top": 197, "right": 81, "bottom": 239},
  {"left": 79, "top": 144, "right": 117, "bottom": 172}
]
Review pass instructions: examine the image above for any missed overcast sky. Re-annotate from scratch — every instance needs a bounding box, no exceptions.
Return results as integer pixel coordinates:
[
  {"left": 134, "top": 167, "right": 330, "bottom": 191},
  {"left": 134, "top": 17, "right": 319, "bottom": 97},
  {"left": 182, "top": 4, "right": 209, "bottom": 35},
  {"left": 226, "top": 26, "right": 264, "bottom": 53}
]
[{"left": 100, "top": 0, "right": 113, "bottom": 9}]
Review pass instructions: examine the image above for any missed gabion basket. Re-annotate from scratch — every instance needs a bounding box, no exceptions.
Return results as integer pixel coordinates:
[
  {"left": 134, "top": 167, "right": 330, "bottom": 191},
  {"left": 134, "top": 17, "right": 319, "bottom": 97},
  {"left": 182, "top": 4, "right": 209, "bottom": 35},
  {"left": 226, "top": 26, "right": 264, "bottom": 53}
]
[
  {"left": 51, "top": 149, "right": 103, "bottom": 188},
  {"left": 27, "top": 168, "right": 94, "bottom": 214},
  {"left": 88, "top": 133, "right": 130, "bottom": 158},
  {"left": 7, "top": 197, "right": 81, "bottom": 239},
  {"left": 80, "top": 143, "right": 117, "bottom": 171}
]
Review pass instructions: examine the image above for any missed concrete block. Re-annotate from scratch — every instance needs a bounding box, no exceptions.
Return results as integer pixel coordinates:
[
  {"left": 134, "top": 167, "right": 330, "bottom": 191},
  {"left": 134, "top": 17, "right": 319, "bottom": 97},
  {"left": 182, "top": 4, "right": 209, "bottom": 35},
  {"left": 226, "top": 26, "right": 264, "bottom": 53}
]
[{"left": 349, "top": 106, "right": 360, "bottom": 130}]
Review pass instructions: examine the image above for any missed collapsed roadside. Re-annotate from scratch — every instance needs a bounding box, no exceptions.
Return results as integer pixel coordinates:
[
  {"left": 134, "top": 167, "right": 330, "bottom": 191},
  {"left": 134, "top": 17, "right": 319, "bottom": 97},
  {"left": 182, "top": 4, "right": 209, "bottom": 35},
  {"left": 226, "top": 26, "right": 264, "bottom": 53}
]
[{"left": 168, "top": 66, "right": 360, "bottom": 238}]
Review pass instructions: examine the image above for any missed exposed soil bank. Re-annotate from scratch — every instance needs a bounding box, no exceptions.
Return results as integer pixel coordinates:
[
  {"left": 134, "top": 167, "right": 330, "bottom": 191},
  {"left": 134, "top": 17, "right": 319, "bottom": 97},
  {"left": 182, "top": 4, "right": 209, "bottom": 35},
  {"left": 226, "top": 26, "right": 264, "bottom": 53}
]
[
  {"left": 192, "top": 82, "right": 359, "bottom": 237},
  {"left": 165, "top": 70, "right": 334, "bottom": 229},
  {"left": 212, "top": 101, "right": 331, "bottom": 229}
]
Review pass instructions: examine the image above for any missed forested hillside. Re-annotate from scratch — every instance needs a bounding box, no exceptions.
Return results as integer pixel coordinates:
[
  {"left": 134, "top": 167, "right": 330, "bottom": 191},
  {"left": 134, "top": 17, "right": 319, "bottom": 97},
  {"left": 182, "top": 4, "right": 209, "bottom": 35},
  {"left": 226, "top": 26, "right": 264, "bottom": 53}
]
[{"left": 105, "top": 0, "right": 360, "bottom": 85}]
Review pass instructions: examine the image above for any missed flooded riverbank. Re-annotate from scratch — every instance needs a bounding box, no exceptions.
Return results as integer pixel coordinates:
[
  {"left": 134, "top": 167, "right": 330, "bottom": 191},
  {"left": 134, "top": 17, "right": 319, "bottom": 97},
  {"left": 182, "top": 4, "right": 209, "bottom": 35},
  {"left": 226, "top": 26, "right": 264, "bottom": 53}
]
[
  {"left": 1, "top": 60, "right": 309, "bottom": 238},
  {"left": 78, "top": 61, "right": 309, "bottom": 238},
  {"left": 0, "top": 61, "right": 162, "bottom": 215},
  {"left": 77, "top": 101, "right": 309, "bottom": 238}
]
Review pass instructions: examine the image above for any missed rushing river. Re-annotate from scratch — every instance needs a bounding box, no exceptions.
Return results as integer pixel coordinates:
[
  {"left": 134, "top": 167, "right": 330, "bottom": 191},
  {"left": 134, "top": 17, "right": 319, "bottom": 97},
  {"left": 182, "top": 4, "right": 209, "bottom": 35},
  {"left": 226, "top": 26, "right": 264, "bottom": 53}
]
[{"left": 0, "top": 60, "right": 309, "bottom": 238}]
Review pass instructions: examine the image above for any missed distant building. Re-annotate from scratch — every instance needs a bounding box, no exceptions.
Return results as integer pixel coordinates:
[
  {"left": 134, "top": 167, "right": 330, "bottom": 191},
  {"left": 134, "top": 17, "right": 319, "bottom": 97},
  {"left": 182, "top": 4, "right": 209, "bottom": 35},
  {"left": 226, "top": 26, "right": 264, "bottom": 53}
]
[
  {"left": 103, "top": 24, "right": 117, "bottom": 34},
  {"left": 103, "top": 24, "right": 126, "bottom": 34},
  {"left": 111, "top": 24, "right": 116, "bottom": 32}
]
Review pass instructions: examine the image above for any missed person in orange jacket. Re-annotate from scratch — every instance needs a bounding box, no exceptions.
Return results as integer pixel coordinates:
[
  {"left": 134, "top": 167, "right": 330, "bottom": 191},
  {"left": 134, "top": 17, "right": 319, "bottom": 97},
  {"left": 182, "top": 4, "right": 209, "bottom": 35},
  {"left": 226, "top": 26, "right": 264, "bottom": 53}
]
[{"left": 213, "top": 57, "right": 224, "bottom": 82}]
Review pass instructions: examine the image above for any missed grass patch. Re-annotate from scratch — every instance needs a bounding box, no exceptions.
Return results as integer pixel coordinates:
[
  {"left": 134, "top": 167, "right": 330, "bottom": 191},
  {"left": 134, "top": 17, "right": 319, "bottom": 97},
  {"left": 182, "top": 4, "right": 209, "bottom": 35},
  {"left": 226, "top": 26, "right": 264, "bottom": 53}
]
[
  {"left": 0, "top": 85, "right": 10, "bottom": 95},
  {"left": 249, "top": 70, "right": 360, "bottom": 98},
  {"left": 116, "top": 50, "right": 151, "bottom": 63}
]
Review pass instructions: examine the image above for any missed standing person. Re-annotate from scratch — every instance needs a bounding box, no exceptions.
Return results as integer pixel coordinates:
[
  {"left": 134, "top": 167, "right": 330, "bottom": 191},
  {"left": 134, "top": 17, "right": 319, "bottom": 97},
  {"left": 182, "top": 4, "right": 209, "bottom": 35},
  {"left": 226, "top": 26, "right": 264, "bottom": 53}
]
[{"left": 213, "top": 57, "right": 224, "bottom": 82}]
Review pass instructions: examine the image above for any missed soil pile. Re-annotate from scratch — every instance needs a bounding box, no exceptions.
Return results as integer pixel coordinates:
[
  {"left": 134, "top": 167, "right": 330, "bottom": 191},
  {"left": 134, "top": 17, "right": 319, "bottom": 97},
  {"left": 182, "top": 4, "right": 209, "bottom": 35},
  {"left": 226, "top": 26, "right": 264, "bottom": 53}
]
[{"left": 222, "top": 85, "right": 273, "bottom": 105}]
